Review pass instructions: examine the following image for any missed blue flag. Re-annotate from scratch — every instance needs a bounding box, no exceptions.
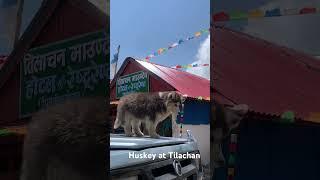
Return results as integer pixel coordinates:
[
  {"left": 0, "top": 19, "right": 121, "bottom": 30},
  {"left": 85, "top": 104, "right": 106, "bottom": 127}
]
[
  {"left": 111, "top": 45, "right": 120, "bottom": 64},
  {"left": 111, "top": 45, "right": 120, "bottom": 79}
]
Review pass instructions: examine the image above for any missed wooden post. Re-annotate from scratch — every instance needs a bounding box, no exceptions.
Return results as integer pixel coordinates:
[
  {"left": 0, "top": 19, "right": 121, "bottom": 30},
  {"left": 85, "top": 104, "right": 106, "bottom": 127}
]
[{"left": 13, "top": 0, "right": 24, "bottom": 48}]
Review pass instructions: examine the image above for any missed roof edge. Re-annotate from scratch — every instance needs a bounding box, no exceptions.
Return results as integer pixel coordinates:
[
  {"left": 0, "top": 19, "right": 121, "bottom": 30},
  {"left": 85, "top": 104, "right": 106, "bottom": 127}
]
[
  {"left": 0, "top": 0, "right": 61, "bottom": 89},
  {"left": 0, "top": 0, "right": 109, "bottom": 90},
  {"left": 70, "top": 0, "right": 109, "bottom": 26},
  {"left": 135, "top": 59, "right": 210, "bottom": 81},
  {"left": 110, "top": 57, "right": 177, "bottom": 95},
  {"left": 110, "top": 57, "right": 134, "bottom": 87}
]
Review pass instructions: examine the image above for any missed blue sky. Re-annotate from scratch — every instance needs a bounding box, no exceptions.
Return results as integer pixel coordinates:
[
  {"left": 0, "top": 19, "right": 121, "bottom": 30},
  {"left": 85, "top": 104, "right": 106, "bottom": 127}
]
[
  {"left": 212, "top": 0, "right": 320, "bottom": 57},
  {"left": 1, "top": 0, "right": 210, "bottom": 77},
  {"left": 110, "top": 0, "right": 210, "bottom": 78}
]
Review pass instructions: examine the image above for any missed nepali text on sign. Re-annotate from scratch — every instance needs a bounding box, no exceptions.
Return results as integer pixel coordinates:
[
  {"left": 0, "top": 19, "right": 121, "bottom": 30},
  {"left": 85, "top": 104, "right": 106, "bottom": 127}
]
[
  {"left": 116, "top": 71, "right": 149, "bottom": 98},
  {"left": 20, "top": 30, "right": 108, "bottom": 117}
]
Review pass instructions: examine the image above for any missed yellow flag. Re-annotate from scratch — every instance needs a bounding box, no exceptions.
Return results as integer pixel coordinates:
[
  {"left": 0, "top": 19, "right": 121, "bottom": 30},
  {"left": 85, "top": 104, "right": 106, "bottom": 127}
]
[
  {"left": 248, "top": 10, "right": 264, "bottom": 18},
  {"left": 195, "top": 32, "right": 201, "bottom": 37}
]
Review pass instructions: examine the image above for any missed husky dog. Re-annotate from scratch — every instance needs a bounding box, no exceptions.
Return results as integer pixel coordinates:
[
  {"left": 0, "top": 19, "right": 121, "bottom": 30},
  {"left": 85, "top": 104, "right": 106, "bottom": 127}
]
[
  {"left": 114, "top": 91, "right": 185, "bottom": 138},
  {"left": 20, "top": 97, "right": 109, "bottom": 180},
  {"left": 211, "top": 102, "right": 249, "bottom": 168}
]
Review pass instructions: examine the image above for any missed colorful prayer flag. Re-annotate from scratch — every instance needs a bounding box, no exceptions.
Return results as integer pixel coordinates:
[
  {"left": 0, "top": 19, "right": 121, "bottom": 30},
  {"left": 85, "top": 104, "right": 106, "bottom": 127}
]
[
  {"left": 143, "top": 29, "right": 209, "bottom": 61},
  {"left": 213, "top": 11, "right": 230, "bottom": 22},
  {"left": 300, "top": 7, "right": 317, "bottom": 14},
  {"left": 228, "top": 154, "right": 236, "bottom": 166},
  {"left": 111, "top": 45, "right": 120, "bottom": 79},
  {"left": 228, "top": 167, "right": 235, "bottom": 176},
  {"left": 213, "top": 6, "right": 320, "bottom": 22},
  {"left": 186, "top": 36, "right": 194, "bottom": 41},
  {"left": 265, "top": 8, "right": 281, "bottom": 17},
  {"left": 283, "top": 8, "right": 299, "bottom": 16},
  {"left": 230, "top": 11, "right": 248, "bottom": 20},
  {"left": 248, "top": 10, "right": 264, "bottom": 18},
  {"left": 195, "top": 32, "right": 201, "bottom": 37},
  {"left": 171, "top": 42, "right": 179, "bottom": 48}
]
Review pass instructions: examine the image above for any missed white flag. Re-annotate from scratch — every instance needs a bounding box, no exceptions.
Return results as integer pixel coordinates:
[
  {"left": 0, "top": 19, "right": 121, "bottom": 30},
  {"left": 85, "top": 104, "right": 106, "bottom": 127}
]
[{"left": 111, "top": 45, "right": 120, "bottom": 79}]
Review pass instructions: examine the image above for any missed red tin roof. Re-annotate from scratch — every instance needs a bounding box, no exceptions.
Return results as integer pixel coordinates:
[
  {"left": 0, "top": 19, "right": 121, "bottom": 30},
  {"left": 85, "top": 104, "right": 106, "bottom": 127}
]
[
  {"left": 212, "top": 26, "right": 320, "bottom": 121},
  {"left": 111, "top": 57, "right": 210, "bottom": 100}
]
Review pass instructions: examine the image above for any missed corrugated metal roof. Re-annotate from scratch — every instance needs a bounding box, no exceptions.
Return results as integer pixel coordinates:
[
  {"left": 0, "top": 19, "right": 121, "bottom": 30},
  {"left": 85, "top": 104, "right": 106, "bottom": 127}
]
[
  {"left": 112, "top": 58, "right": 210, "bottom": 100},
  {"left": 135, "top": 60, "right": 210, "bottom": 100},
  {"left": 213, "top": 26, "right": 320, "bottom": 121}
]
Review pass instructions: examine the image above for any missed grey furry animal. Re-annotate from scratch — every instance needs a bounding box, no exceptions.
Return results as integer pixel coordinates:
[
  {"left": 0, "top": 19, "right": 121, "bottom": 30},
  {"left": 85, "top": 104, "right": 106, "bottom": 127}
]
[
  {"left": 114, "top": 91, "right": 185, "bottom": 138},
  {"left": 20, "top": 97, "right": 109, "bottom": 180},
  {"left": 211, "top": 102, "right": 249, "bottom": 168}
]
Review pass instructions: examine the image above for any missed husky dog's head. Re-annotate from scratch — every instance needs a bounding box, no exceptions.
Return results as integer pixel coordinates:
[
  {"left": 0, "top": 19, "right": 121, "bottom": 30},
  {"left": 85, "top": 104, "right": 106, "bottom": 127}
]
[
  {"left": 160, "top": 91, "right": 186, "bottom": 113},
  {"left": 212, "top": 103, "right": 249, "bottom": 167},
  {"left": 224, "top": 104, "right": 249, "bottom": 132}
]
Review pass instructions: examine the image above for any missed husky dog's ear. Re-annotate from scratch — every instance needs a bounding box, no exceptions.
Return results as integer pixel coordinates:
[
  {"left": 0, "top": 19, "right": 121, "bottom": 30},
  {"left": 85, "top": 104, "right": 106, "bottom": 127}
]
[
  {"left": 168, "top": 91, "right": 179, "bottom": 101},
  {"left": 225, "top": 104, "right": 249, "bottom": 131},
  {"left": 168, "top": 92, "right": 174, "bottom": 100},
  {"left": 181, "top": 94, "right": 187, "bottom": 103},
  {"left": 229, "top": 104, "right": 249, "bottom": 115}
]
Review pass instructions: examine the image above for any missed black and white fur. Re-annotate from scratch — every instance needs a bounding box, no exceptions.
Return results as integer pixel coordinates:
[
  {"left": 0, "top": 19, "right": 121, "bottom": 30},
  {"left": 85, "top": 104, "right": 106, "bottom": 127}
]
[
  {"left": 114, "top": 91, "right": 185, "bottom": 138},
  {"left": 20, "top": 97, "right": 109, "bottom": 180},
  {"left": 211, "top": 102, "right": 249, "bottom": 168}
]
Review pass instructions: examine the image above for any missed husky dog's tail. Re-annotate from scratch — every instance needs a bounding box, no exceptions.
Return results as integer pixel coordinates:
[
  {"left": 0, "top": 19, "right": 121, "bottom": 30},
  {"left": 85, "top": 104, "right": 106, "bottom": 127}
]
[{"left": 114, "top": 106, "right": 125, "bottom": 129}]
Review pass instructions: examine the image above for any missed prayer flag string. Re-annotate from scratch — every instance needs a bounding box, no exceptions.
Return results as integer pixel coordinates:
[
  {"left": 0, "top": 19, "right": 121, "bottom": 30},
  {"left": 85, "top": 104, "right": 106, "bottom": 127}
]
[
  {"left": 171, "top": 63, "right": 209, "bottom": 69},
  {"left": 143, "top": 29, "right": 209, "bottom": 61},
  {"left": 213, "top": 7, "right": 320, "bottom": 22}
]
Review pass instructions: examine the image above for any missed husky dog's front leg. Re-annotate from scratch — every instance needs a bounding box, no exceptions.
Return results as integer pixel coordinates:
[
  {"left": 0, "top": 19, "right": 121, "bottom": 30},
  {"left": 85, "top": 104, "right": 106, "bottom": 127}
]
[
  {"left": 171, "top": 113, "right": 179, "bottom": 137},
  {"left": 132, "top": 120, "right": 144, "bottom": 137},
  {"left": 124, "top": 120, "right": 133, "bottom": 137},
  {"left": 142, "top": 123, "right": 149, "bottom": 136},
  {"left": 146, "top": 121, "right": 160, "bottom": 138}
]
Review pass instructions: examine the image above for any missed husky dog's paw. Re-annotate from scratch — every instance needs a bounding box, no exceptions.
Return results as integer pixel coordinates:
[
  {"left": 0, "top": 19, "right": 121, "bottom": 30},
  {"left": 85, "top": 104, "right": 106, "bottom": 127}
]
[
  {"left": 135, "top": 132, "right": 144, "bottom": 137},
  {"left": 150, "top": 133, "right": 160, "bottom": 139},
  {"left": 125, "top": 132, "right": 134, "bottom": 137}
]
